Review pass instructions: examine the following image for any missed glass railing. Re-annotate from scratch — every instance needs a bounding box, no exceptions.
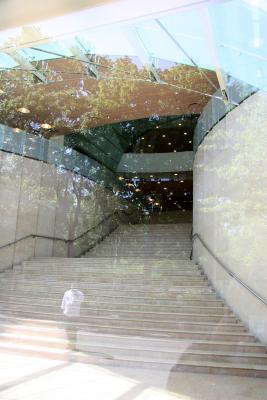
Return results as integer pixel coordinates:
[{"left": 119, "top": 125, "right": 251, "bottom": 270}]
[
  {"left": 194, "top": 78, "right": 257, "bottom": 151},
  {"left": 0, "top": 124, "right": 122, "bottom": 191}
]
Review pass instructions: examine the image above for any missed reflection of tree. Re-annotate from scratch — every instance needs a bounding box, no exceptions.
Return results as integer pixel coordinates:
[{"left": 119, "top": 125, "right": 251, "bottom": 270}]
[
  {"left": 195, "top": 95, "right": 267, "bottom": 270},
  {"left": 0, "top": 26, "right": 218, "bottom": 136},
  {"left": 4, "top": 26, "right": 46, "bottom": 48}
]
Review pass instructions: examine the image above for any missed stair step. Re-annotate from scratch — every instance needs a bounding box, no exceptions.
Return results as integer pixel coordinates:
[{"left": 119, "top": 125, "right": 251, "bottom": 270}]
[
  {"left": 0, "top": 332, "right": 266, "bottom": 365},
  {"left": 0, "top": 315, "right": 262, "bottom": 353},
  {"left": 0, "top": 301, "right": 232, "bottom": 314},
  {"left": 0, "top": 307, "right": 243, "bottom": 332},
  {"left": 0, "top": 318, "right": 255, "bottom": 341},
  {"left": 0, "top": 296, "right": 226, "bottom": 308},
  {"left": 0, "top": 341, "right": 266, "bottom": 377},
  {"left": 0, "top": 291, "right": 219, "bottom": 301},
  {"left": 3, "top": 274, "right": 206, "bottom": 283},
  {"left": 0, "top": 302, "right": 234, "bottom": 322},
  {"left": 0, "top": 285, "right": 215, "bottom": 296}
]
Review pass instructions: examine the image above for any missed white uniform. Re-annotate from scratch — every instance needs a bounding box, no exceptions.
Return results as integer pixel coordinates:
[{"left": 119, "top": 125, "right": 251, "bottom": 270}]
[{"left": 61, "top": 289, "right": 84, "bottom": 317}]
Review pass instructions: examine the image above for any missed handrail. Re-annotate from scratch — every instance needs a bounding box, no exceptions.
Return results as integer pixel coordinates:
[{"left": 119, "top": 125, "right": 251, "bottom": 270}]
[
  {"left": 0, "top": 209, "right": 135, "bottom": 251},
  {"left": 192, "top": 233, "right": 267, "bottom": 306}
]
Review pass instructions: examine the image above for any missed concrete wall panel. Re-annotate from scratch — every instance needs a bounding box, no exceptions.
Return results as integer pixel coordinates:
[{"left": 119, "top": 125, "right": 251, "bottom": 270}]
[
  {"left": 193, "top": 91, "right": 267, "bottom": 344},
  {"left": 0, "top": 150, "right": 133, "bottom": 271}
]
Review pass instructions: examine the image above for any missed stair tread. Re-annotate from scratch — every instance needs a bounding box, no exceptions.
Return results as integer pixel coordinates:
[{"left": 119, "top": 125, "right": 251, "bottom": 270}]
[
  {"left": 1, "top": 332, "right": 266, "bottom": 359},
  {"left": 0, "top": 341, "right": 267, "bottom": 371},
  {"left": 0, "top": 318, "right": 261, "bottom": 346},
  {"left": 0, "top": 320, "right": 253, "bottom": 337}
]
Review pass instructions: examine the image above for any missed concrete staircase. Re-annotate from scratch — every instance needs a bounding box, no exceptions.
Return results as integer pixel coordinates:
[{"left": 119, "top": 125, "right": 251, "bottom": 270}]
[
  {"left": 84, "top": 223, "right": 192, "bottom": 258},
  {"left": 0, "top": 221, "right": 267, "bottom": 377}
]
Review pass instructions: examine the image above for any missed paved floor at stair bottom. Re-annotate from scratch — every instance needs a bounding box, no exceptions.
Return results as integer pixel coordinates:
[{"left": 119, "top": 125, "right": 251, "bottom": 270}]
[{"left": 0, "top": 352, "right": 266, "bottom": 400}]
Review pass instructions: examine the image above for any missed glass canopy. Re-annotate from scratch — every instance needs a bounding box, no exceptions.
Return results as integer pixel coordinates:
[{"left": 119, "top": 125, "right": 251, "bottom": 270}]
[
  {"left": 0, "top": 0, "right": 265, "bottom": 169},
  {"left": 0, "top": 0, "right": 265, "bottom": 90}
]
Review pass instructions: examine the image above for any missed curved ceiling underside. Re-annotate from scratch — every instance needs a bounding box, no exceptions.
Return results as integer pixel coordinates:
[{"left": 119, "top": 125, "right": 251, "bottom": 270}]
[
  {"left": 0, "top": 0, "right": 265, "bottom": 174},
  {"left": 0, "top": 0, "right": 265, "bottom": 135},
  {"left": 0, "top": 57, "right": 218, "bottom": 134}
]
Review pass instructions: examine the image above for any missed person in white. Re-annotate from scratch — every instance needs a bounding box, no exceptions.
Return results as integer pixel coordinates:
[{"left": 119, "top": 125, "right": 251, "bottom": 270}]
[
  {"left": 61, "top": 285, "right": 85, "bottom": 317},
  {"left": 61, "top": 284, "right": 84, "bottom": 351}
]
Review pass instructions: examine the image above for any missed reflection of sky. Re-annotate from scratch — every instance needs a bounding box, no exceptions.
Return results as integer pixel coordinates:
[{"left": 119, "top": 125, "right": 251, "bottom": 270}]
[{"left": 0, "top": 0, "right": 266, "bottom": 89}]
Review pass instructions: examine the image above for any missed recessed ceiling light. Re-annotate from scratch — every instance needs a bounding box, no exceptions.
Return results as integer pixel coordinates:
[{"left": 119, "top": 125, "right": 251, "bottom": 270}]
[
  {"left": 118, "top": 176, "right": 124, "bottom": 180},
  {"left": 41, "top": 123, "right": 52, "bottom": 129},
  {"left": 155, "top": 202, "right": 160, "bottom": 206},
  {"left": 156, "top": 126, "right": 159, "bottom": 129},
  {"left": 163, "top": 187, "right": 167, "bottom": 190},
  {"left": 178, "top": 123, "right": 182, "bottom": 126},
  {"left": 180, "top": 180, "right": 184, "bottom": 183},
  {"left": 189, "top": 140, "right": 192, "bottom": 143},
  {"left": 168, "top": 142, "right": 172, "bottom": 145},
  {"left": 141, "top": 137, "right": 145, "bottom": 140},
  {"left": 157, "top": 181, "right": 161, "bottom": 184},
  {"left": 135, "top": 188, "right": 141, "bottom": 192},
  {"left": 150, "top": 175, "right": 153, "bottom": 178},
  {"left": 162, "top": 134, "right": 166, "bottom": 138},
  {"left": 173, "top": 150, "right": 177, "bottom": 152},
  {"left": 174, "top": 173, "right": 178, "bottom": 176},
  {"left": 184, "top": 132, "right": 188, "bottom": 135},
  {"left": 17, "top": 107, "right": 30, "bottom": 114},
  {"left": 13, "top": 127, "right": 22, "bottom": 133}
]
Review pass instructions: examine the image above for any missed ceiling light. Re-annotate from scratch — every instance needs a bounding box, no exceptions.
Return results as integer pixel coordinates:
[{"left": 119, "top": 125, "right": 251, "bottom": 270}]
[
  {"left": 180, "top": 180, "right": 184, "bottom": 183},
  {"left": 118, "top": 176, "right": 124, "bottom": 180},
  {"left": 41, "top": 123, "right": 52, "bottom": 129},
  {"left": 174, "top": 173, "right": 178, "bottom": 176},
  {"left": 148, "top": 144, "right": 152, "bottom": 147},
  {"left": 184, "top": 132, "right": 188, "bottom": 135},
  {"left": 127, "top": 183, "right": 133, "bottom": 187},
  {"left": 189, "top": 140, "right": 192, "bottom": 143},
  {"left": 17, "top": 107, "right": 30, "bottom": 114},
  {"left": 157, "top": 181, "right": 161, "bottom": 184},
  {"left": 155, "top": 202, "right": 160, "bottom": 206},
  {"left": 163, "top": 187, "right": 167, "bottom": 190},
  {"left": 141, "top": 137, "right": 145, "bottom": 140},
  {"left": 168, "top": 142, "right": 172, "bottom": 145},
  {"left": 13, "top": 128, "right": 22, "bottom": 133},
  {"left": 135, "top": 188, "right": 141, "bottom": 192},
  {"left": 173, "top": 150, "right": 177, "bottom": 152},
  {"left": 156, "top": 126, "right": 159, "bottom": 129},
  {"left": 150, "top": 175, "right": 153, "bottom": 178},
  {"left": 178, "top": 123, "right": 182, "bottom": 126}
]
